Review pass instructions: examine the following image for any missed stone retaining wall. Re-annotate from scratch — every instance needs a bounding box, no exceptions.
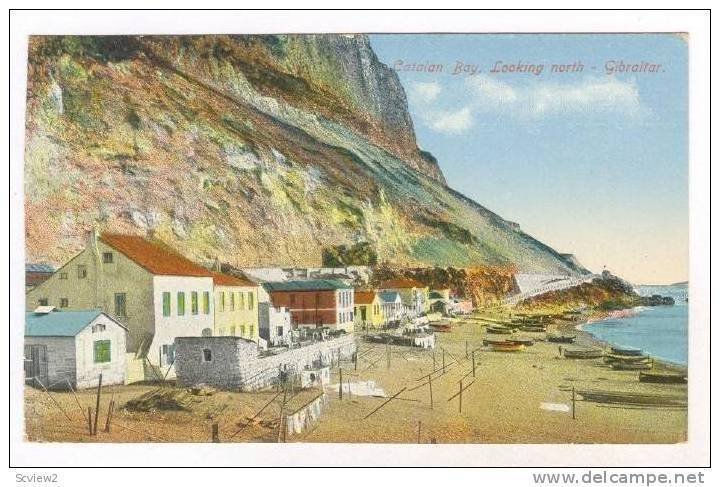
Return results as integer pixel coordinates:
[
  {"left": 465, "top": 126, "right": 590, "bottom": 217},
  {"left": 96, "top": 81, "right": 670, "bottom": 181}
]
[{"left": 175, "top": 334, "right": 356, "bottom": 391}]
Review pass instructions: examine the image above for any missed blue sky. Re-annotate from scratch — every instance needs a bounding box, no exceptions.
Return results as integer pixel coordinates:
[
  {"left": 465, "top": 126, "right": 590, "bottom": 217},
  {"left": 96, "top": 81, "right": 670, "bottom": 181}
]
[{"left": 370, "top": 34, "right": 688, "bottom": 284}]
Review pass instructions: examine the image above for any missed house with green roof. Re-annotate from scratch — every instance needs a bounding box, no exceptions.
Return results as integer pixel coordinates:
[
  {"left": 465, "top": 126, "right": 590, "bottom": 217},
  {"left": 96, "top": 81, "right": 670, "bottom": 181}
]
[{"left": 25, "top": 308, "right": 127, "bottom": 389}]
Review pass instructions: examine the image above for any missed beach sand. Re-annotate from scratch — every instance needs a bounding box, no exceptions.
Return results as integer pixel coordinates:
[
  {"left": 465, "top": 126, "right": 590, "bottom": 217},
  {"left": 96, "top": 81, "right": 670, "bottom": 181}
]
[{"left": 23, "top": 314, "right": 687, "bottom": 444}]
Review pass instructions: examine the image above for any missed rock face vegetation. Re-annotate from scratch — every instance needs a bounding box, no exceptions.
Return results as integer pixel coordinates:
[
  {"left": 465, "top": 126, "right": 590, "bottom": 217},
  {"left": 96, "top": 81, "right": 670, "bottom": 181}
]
[{"left": 25, "top": 35, "right": 583, "bottom": 275}]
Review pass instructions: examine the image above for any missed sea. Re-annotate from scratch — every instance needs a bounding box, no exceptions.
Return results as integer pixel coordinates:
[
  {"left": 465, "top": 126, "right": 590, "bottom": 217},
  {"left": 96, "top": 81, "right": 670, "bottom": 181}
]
[{"left": 582, "top": 284, "right": 688, "bottom": 365}]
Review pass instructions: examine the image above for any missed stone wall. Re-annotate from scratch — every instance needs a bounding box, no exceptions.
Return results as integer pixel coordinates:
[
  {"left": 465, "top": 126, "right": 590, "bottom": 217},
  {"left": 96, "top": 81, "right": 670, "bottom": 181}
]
[{"left": 175, "top": 334, "right": 356, "bottom": 391}]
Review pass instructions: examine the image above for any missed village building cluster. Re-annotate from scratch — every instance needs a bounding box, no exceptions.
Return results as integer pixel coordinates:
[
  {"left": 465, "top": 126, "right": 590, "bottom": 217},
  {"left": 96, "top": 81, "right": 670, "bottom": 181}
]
[{"left": 25, "top": 232, "right": 470, "bottom": 390}]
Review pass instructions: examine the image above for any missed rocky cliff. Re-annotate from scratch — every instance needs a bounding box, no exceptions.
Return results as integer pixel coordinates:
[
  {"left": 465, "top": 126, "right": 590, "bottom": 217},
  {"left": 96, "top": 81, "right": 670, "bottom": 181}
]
[{"left": 24, "top": 34, "right": 583, "bottom": 274}]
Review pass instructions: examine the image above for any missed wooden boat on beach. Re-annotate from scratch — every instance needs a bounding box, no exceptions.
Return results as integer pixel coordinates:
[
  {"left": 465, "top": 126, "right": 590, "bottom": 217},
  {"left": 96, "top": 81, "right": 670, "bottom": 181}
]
[
  {"left": 611, "top": 361, "right": 654, "bottom": 371},
  {"left": 486, "top": 325, "right": 514, "bottom": 334},
  {"left": 519, "top": 325, "right": 546, "bottom": 333},
  {"left": 509, "top": 337, "right": 535, "bottom": 347},
  {"left": 429, "top": 323, "right": 452, "bottom": 332},
  {"left": 489, "top": 341, "right": 525, "bottom": 352},
  {"left": 610, "top": 346, "right": 645, "bottom": 357},
  {"left": 638, "top": 371, "right": 687, "bottom": 384},
  {"left": 603, "top": 354, "right": 652, "bottom": 364},
  {"left": 576, "top": 389, "right": 687, "bottom": 407},
  {"left": 563, "top": 348, "right": 604, "bottom": 359},
  {"left": 547, "top": 334, "right": 576, "bottom": 344}
]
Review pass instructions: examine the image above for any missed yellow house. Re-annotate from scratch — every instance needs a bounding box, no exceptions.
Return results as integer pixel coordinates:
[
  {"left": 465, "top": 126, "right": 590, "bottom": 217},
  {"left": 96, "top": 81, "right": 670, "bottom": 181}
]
[
  {"left": 212, "top": 272, "right": 260, "bottom": 342},
  {"left": 354, "top": 290, "right": 384, "bottom": 329}
]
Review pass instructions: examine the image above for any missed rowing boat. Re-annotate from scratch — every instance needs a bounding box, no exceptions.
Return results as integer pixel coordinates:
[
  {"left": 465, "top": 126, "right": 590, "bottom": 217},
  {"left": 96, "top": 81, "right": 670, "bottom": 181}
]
[
  {"left": 486, "top": 326, "right": 514, "bottom": 334},
  {"left": 563, "top": 348, "right": 604, "bottom": 359},
  {"left": 576, "top": 389, "right": 687, "bottom": 407},
  {"left": 519, "top": 325, "right": 546, "bottom": 333},
  {"left": 638, "top": 371, "right": 687, "bottom": 384},
  {"left": 610, "top": 346, "right": 644, "bottom": 356},
  {"left": 490, "top": 341, "right": 524, "bottom": 352},
  {"left": 547, "top": 334, "right": 576, "bottom": 344},
  {"left": 509, "top": 337, "right": 535, "bottom": 346},
  {"left": 603, "top": 354, "right": 652, "bottom": 364},
  {"left": 611, "top": 361, "right": 653, "bottom": 371}
]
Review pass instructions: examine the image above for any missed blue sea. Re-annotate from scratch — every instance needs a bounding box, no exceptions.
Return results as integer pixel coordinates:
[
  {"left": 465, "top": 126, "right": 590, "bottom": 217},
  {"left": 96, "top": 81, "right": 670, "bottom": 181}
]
[{"left": 583, "top": 284, "right": 688, "bottom": 365}]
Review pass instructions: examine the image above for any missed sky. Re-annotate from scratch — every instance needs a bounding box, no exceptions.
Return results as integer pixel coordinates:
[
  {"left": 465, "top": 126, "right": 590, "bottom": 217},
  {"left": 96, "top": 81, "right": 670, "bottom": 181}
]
[{"left": 370, "top": 34, "right": 688, "bottom": 285}]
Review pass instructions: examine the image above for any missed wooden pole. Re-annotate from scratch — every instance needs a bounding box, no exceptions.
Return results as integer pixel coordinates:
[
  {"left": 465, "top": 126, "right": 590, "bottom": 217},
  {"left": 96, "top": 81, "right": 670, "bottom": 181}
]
[
  {"left": 386, "top": 340, "right": 390, "bottom": 369},
  {"left": 104, "top": 400, "right": 115, "bottom": 433},
  {"left": 66, "top": 379, "right": 88, "bottom": 423},
  {"left": 339, "top": 368, "right": 343, "bottom": 400},
  {"left": 92, "top": 373, "right": 103, "bottom": 435},
  {"left": 459, "top": 379, "right": 463, "bottom": 413},
  {"left": 87, "top": 407, "right": 93, "bottom": 435},
  {"left": 432, "top": 351, "right": 436, "bottom": 370},
  {"left": 417, "top": 420, "right": 422, "bottom": 444},
  {"left": 572, "top": 387, "right": 576, "bottom": 420},
  {"left": 465, "top": 341, "right": 469, "bottom": 359},
  {"left": 472, "top": 351, "right": 476, "bottom": 378},
  {"left": 354, "top": 351, "right": 358, "bottom": 371},
  {"left": 429, "top": 374, "right": 434, "bottom": 409},
  {"left": 212, "top": 423, "right": 220, "bottom": 443},
  {"left": 442, "top": 349, "right": 446, "bottom": 375}
]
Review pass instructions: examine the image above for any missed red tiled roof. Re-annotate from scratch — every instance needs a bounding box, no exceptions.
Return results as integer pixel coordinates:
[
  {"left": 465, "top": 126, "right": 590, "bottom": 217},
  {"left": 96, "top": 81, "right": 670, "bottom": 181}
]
[
  {"left": 378, "top": 278, "right": 426, "bottom": 289},
  {"left": 212, "top": 272, "right": 256, "bottom": 287},
  {"left": 354, "top": 291, "right": 377, "bottom": 305},
  {"left": 100, "top": 233, "right": 213, "bottom": 277}
]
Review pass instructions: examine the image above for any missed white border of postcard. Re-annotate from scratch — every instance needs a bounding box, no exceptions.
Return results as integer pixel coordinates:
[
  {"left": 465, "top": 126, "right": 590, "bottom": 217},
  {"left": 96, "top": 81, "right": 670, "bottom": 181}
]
[{"left": 7, "top": 8, "right": 710, "bottom": 469}]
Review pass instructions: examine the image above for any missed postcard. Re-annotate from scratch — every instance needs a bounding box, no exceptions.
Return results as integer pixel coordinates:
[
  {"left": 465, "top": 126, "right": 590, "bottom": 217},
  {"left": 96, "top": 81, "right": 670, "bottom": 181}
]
[{"left": 8, "top": 9, "right": 710, "bottom": 474}]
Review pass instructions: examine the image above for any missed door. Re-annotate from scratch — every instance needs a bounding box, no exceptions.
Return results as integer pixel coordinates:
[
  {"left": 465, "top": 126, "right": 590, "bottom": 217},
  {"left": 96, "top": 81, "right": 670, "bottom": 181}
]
[{"left": 24, "top": 344, "right": 48, "bottom": 388}]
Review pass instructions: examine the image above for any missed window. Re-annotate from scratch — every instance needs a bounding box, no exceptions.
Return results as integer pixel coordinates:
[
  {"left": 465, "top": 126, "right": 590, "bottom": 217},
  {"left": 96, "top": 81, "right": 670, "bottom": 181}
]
[
  {"left": 177, "top": 292, "right": 185, "bottom": 316},
  {"left": 59, "top": 272, "right": 68, "bottom": 280},
  {"left": 59, "top": 298, "right": 69, "bottom": 308},
  {"left": 219, "top": 291, "right": 225, "bottom": 312},
  {"left": 92, "top": 323, "right": 106, "bottom": 333},
  {"left": 162, "top": 292, "right": 171, "bottom": 317},
  {"left": 191, "top": 291, "right": 198, "bottom": 315},
  {"left": 230, "top": 292, "right": 235, "bottom": 311},
  {"left": 239, "top": 292, "right": 245, "bottom": 309},
  {"left": 203, "top": 291, "right": 210, "bottom": 314},
  {"left": 248, "top": 292, "right": 254, "bottom": 310},
  {"left": 114, "top": 293, "right": 127, "bottom": 317},
  {"left": 77, "top": 265, "right": 87, "bottom": 279},
  {"left": 38, "top": 298, "right": 48, "bottom": 306},
  {"left": 102, "top": 252, "right": 114, "bottom": 263},
  {"left": 93, "top": 340, "right": 111, "bottom": 363},
  {"left": 202, "top": 349, "right": 212, "bottom": 362},
  {"left": 249, "top": 325, "right": 254, "bottom": 337},
  {"left": 277, "top": 326, "right": 284, "bottom": 336},
  {"left": 240, "top": 325, "right": 245, "bottom": 336},
  {"left": 229, "top": 326, "right": 236, "bottom": 336}
]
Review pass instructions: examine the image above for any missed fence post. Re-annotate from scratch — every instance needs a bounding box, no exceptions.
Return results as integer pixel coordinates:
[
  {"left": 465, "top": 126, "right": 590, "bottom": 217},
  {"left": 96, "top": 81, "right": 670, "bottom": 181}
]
[
  {"left": 92, "top": 373, "right": 103, "bottom": 435},
  {"left": 572, "top": 387, "right": 576, "bottom": 420},
  {"left": 339, "top": 368, "right": 343, "bottom": 400},
  {"left": 472, "top": 350, "right": 476, "bottom": 378},
  {"left": 212, "top": 423, "right": 220, "bottom": 443}
]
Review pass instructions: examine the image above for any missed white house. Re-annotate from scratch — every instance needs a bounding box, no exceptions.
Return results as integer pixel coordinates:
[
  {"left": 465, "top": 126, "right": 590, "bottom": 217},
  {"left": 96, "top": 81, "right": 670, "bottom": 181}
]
[
  {"left": 25, "top": 308, "right": 127, "bottom": 389},
  {"left": 26, "top": 231, "right": 215, "bottom": 382}
]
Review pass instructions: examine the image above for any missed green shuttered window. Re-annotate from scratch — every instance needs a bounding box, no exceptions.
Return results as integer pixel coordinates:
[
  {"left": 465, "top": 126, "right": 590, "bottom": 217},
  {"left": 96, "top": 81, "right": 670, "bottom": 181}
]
[{"left": 93, "top": 340, "right": 111, "bottom": 363}]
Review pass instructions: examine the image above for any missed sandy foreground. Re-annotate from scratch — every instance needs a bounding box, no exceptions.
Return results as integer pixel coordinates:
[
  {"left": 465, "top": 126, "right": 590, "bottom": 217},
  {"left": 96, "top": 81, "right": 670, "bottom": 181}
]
[{"left": 24, "top": 314, "right": 687, "bottom": 444}]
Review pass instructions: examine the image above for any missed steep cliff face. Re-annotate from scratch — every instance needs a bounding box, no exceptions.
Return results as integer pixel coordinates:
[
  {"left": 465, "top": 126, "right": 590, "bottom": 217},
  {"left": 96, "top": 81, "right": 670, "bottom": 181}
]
[{"left": 24, "top": 35, "right": 581, "bottom": 275}]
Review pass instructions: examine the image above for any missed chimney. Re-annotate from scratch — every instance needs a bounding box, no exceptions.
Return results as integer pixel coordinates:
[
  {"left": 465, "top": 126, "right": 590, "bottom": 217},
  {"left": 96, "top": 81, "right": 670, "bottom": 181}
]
[{"left": 86, "top": 227, "right": 99, "bottom": 249}]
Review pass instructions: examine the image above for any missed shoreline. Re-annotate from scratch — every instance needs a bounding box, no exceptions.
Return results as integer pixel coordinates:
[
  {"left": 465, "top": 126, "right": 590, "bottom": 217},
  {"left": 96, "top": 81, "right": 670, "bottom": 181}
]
[{"left": 555, "top": 309, "right": 687, "bottom": 373}]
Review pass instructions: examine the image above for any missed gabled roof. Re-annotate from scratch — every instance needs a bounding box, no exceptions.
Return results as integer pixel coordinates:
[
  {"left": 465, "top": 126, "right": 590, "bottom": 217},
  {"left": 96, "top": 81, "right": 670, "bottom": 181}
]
[
  {"left": 212, "top": 272, "right": 256, "bottom": 287},
  {"left": 262, "top": 279, "right": 351, "bottom": 292},
  {"left": 378, "top": 278, "right": 426, "bottom": 289},
  {"left": 26, "top": 263, "right": 55, "bottom": 273},
  {"left": 25, "top": 309, "right": 125, "bottom": 337},
  {"left": 378, "top": 291, "right": 402, "bottom": 303},
  {"left": 354, "top": 290, "right": 377, "bottom": 305},
  {"left": 100, "top": 233, "right": 213, "bottom": 277}
]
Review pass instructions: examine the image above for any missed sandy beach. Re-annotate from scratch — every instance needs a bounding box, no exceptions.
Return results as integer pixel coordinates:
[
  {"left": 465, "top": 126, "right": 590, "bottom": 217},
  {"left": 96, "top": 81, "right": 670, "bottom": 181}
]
[{"left": 24, "top": 312, "right": 687, "bottom": 444}]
